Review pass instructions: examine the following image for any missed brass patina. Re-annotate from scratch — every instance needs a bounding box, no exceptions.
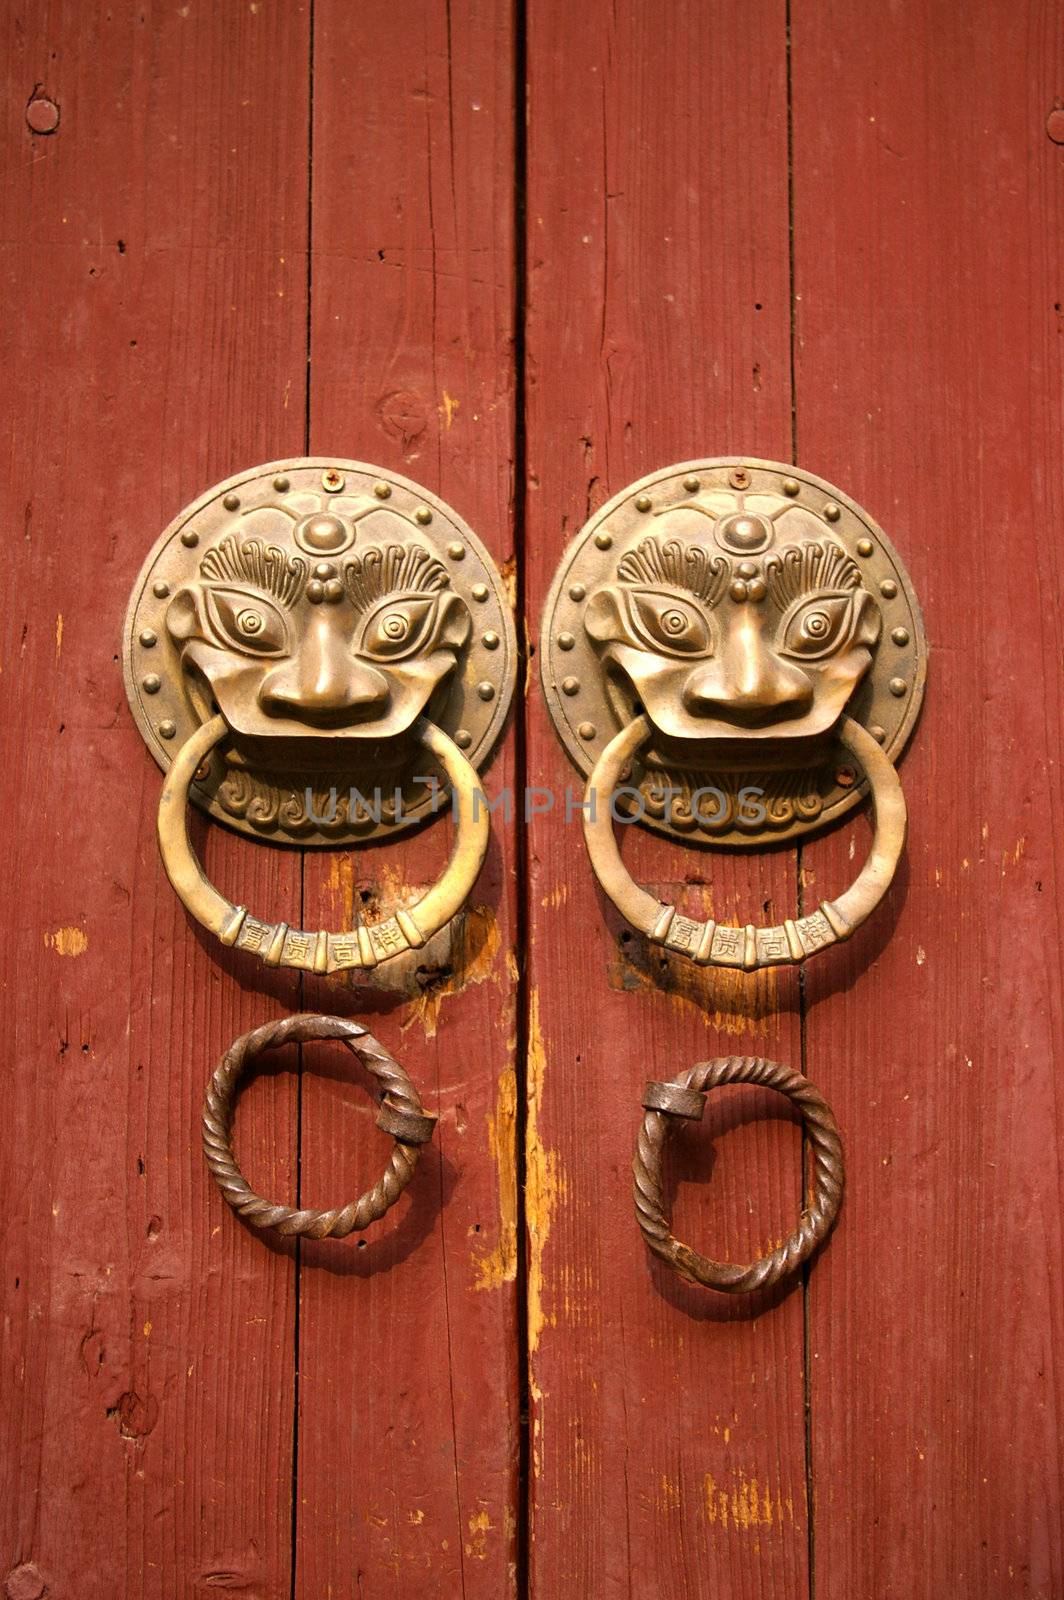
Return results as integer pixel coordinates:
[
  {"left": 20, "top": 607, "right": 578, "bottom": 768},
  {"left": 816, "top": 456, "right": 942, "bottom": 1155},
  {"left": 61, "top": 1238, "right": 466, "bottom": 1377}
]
[
  {"left": 541, "top": 458, "right": 925, "bottom": 973},
  {"left": 124, "top": 459, "right": 515, "bottom": 975},
  {"left": 124, "top": 458, "right": 515, "bottom": 846},
  {"left": 541, "top": 457, "right": 926, "bottom": 848},
  {"left": 584, "top": 712, "right": 906, "bottom": 969}
]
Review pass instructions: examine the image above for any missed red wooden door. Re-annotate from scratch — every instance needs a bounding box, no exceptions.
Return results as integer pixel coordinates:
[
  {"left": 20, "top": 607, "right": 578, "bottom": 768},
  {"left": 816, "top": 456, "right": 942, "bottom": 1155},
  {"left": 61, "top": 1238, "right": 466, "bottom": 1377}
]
[
  {"left": 0, "top": 5, "right": 519, "bottom": 1596},
  {"left": 3, "top": 3, "right": 1062, "bottom": 1598}
]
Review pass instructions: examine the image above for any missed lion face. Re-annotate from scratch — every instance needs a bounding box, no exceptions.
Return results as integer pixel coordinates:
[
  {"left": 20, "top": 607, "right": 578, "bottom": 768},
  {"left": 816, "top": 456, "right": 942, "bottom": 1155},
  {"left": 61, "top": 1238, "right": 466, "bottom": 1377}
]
[
  {"left": 165, "top": 510, "right": 470, "bottom": 747},
  {"left": 585, "top": 511, "right": 881, "bottom": 745}
]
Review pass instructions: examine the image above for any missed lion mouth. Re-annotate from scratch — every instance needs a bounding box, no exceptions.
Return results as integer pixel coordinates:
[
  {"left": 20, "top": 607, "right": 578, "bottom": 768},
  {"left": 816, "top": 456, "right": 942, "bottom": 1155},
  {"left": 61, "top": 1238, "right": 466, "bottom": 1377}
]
[
  {"left": 219, "top": 733, "right": 417, "bottom": 781},
  {"left": 642, "top": 721, "right": 845, "bottom": 774}
]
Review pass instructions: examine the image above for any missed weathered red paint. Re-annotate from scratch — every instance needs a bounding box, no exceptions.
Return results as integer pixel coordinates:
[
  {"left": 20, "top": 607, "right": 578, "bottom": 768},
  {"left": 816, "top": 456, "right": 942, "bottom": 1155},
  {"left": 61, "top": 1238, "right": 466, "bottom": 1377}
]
[
  {"left": 522, "top": 3, "right": 813, "bottom": 1596},
  {"left": 295, "top": 2, "right": 520, "bottom": 1595},
  {"left": 0, "top": 3, "right": 309, "bottom": 1595},
  {"left": 793, "top": 1, "right": 1064, "bottom": 1593},
  {"left": 0, "top": 2, "right": 520, "bottom": 1595},
  {"left": 2, "top": 1, "right": 1061, "bottom": 1596}
]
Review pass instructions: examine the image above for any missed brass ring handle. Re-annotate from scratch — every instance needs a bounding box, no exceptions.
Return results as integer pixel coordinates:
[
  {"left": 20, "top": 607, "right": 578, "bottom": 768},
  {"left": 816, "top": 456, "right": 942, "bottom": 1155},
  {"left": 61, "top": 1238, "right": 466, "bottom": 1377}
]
[
  {"left": 584, "top": 714, "right": 906, "bottom": 969},
  {"left": 202, "top": 1013, "right": 437, "bottom": 1239},
  {"left": 158, "top": 714, "right": 490, "bottom": 974},
  {"left": 634, "top": 1057, "right": 844, "bottom": 1293}
]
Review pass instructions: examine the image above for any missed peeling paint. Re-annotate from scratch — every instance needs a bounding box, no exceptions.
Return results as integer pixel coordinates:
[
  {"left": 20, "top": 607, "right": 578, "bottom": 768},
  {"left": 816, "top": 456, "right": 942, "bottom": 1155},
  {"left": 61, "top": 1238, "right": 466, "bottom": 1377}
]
[
  {"left": 321, "top": 858, "right": 501, "bottom": 1030},
  {"left": 500, "top": 554, "right": 517, "bottom": 612},
  {"left": 402, "top": 903, "right": 501, "bottom": 1038},
  {"left": 607, "top": 903, "right": 779, "bottom": 1038},
  {"left": 464, "top": 1507, "right": 492, "bottom": 1560},
  {"left": 703, "top": 1468, "right": 795, "bottom": 1531},
  {"left": 44, "top": 926, "right": 87, "bottom": 957},
  {"left": 526, "top": 988, "right": 564, "bottom": 1355},
  {"left": 473, "top": 1064, "right": 517, "bottom": 1291},
  {"left": 324, "top": 853, "right": 357, "bottom": 927},
  {"left": 55, "top": 612, "right": 64, "bottom": 662},
  {"left": 439, "top": 390, "right": 460, "bottom": 429},
  {"left": 658, "top": 1473, "right": 681, "bottom": 1513}
]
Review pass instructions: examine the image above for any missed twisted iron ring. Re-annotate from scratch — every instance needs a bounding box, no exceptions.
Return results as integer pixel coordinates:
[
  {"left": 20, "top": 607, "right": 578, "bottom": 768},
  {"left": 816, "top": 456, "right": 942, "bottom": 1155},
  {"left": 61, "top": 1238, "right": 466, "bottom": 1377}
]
[
  {"left": 202, "top": 1013, "right": 436, "bottom": 1240},
  {"left": 634, "top": 1057, "right": 844, "bottom": 1293}
]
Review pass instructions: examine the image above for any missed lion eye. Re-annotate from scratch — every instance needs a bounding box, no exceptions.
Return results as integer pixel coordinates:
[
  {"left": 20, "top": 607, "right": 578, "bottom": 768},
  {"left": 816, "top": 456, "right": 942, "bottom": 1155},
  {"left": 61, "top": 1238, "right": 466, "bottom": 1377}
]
[
  {"left": 359, "top": 594, "right": 439, "bottom": 660},
  {"left": 205, "top": 587, "right": 289, "bottom": 655},
  {"left": 778, "top": 593, "right": 854, "bottom": 659},
  {"left": 627, "top": 589, "right": 711, "bottom": 655}
]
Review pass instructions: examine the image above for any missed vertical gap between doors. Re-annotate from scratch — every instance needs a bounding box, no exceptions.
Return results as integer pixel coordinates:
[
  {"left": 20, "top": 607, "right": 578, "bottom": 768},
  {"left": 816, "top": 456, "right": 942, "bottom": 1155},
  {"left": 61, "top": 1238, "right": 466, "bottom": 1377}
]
[
  {"left": 512, "top": 0, "right": 531, "bottom": 1587},
  {"left": 787, "top": 3, "right": 816, "bottom": 1596},
  {"left": 291, "top": 4, "right": 315, "bottom": 1598},
  {"left": 512, "top": 0, "right": 531, "bottom": 1594}
]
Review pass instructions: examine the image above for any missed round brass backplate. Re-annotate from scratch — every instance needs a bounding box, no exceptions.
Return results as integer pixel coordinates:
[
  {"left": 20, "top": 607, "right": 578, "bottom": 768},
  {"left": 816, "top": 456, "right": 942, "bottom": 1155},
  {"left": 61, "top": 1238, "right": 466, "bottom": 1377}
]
[
  {"left": 124, "top": 459, "right": 515, "bottom": 846},
  {"left": 540, "top": 458, "right": 926, "bottom": 848}
]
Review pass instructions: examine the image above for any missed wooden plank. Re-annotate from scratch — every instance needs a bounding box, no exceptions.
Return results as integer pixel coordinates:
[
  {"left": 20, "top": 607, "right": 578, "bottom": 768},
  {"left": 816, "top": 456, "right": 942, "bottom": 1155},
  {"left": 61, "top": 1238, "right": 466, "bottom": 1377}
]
[
  {"left": 294, "top": 3, "right": 520, "bottom": 1595},
  {"left": 523, "top": 3, "right": 813, "bottom": 1595},
  {"left": 0, "top": 4, "right": 310, "bottom": 1596},
  {"left": 792, "top": 1, "right": 1064, "bottom": 1593}
]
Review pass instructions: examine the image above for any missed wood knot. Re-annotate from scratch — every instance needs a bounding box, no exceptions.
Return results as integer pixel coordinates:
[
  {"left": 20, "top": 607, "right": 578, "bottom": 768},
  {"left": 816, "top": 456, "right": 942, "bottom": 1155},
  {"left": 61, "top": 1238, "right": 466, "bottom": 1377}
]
[
  {"left": 5, "top": 1563, "right": 46, "bottom": 1600},
  {"left": 106, "top": 1388, "right": 159, "bottom": 1440},
  {"left": 375, "top": 389, "right": 429, "bottom": 450}
]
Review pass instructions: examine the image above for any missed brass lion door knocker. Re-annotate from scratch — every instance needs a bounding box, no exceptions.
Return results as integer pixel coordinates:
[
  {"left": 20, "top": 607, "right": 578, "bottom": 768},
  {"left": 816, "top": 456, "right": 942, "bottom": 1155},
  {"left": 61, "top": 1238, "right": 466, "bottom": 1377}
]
[
  {"left": 540, "top": 458, "right": 927, "bottom": 1291},
  {"left": 124, "top": 459, "right": 515, "bottom": 1238}
]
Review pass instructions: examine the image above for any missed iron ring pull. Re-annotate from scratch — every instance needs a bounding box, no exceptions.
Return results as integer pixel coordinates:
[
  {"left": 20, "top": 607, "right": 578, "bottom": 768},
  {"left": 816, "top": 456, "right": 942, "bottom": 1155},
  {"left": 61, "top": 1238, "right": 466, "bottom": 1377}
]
[
  {"left": 158, "top": 713, "right": 490, "bottom": 975},
  {"left": 203, "top": 1013, "right": 437, "bottom": 1239},
  {"left": 634, "top": 1057, "right": 844, "bottom": 1293},
  {"left": 583, "top": 713, "right": 906, "bottom": 971}
]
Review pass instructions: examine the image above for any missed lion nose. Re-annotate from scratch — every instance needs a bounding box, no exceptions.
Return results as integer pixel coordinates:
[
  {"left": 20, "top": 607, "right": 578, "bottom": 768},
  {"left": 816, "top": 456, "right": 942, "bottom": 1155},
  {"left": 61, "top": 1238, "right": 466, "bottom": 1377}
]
[
  {"left": 258, "top": 617, "right": 389, "bottom": 725},
  {"left": 682, "top": 613, "right": 813, "bottom": 725}
]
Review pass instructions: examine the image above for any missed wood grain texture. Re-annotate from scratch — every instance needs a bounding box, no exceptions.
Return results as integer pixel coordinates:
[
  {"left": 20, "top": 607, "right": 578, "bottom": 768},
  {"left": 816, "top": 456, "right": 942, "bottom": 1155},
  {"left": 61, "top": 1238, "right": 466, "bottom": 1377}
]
[
  {"left": 0, "top": 3, "right": 310, "bottom": 1597},
  {"left": 295, "top": 2, "right": 520, "bottom": 1596},
  {"left": 791, "top": 1, "right": 1064, "bottom": 1594},
  {"left": 522, "top": 3, "right": 813, "bottom": 1595}
]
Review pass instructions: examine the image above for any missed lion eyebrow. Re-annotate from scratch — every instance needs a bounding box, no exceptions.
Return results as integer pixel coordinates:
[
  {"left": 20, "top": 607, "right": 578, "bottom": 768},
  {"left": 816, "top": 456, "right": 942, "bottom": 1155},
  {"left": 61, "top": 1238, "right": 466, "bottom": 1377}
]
[
  {"left": 200, "top": 535, "right": 307, "bottom": 608},
  {"left": 764, "top": 540, "right": 861, "bottom": 609},
  {"left": 616, "top": 536, "right": 729, "bottom": 606},
  {"left": 342, "top": 542, "right": 450, "bottom": 614}
]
